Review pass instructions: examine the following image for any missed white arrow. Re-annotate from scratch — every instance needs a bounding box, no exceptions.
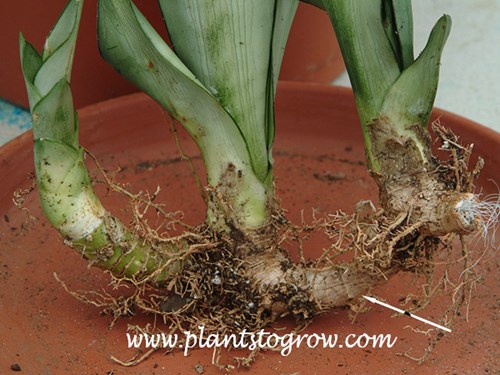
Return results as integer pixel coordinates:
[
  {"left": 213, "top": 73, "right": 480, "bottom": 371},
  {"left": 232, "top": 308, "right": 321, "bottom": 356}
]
[{"left": 363, "top": 295, "right": 451, "bottom": 333}]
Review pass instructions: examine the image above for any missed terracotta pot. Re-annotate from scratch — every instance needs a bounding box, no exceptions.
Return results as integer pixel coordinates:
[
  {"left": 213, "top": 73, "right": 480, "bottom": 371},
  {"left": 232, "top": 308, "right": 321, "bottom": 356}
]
[
  {"left": 0, "top": 83, "right": 497, "bottom": 374},
  {"left": 2, "top": 2, "right": 343, "bottom": 110},
  {"left": 279, "top": 3, "right": 345, "bottom": 83}
]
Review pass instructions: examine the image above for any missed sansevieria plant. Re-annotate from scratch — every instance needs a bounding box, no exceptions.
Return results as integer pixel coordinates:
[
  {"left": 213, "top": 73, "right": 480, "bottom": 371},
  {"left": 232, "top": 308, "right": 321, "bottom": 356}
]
[{"left": 19, "top": 0, "right": 497, "bottom": 364}]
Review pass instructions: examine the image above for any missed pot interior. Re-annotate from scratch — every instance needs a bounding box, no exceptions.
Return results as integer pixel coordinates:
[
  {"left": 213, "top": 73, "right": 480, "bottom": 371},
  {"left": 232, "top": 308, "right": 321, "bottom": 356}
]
[{"left": 0, "top": 84, "right": 497, "bottom": 374}]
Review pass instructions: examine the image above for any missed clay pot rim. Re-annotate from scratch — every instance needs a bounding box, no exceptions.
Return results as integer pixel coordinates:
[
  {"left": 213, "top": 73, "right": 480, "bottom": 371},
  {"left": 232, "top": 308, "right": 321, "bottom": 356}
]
[{"left": 2, "top": 81, "right": 498, "bottom": 167}]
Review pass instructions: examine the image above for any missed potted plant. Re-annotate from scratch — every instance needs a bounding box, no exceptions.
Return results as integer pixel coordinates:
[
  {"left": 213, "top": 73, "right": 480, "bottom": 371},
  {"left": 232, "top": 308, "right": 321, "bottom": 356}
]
[{"left": 1, "top": 0, "right": 497, "bottom": 372}]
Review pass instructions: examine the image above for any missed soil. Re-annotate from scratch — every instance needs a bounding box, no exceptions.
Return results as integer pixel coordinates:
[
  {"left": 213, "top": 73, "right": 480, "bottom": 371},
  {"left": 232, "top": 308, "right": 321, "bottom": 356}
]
[{"left": 0, "top": 84, "right": 498, "bottom": 374}]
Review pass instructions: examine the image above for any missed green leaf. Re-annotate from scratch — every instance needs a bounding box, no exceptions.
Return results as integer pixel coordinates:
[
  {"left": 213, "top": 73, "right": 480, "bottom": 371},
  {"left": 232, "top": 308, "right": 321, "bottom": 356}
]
[
  {"left": 19, "top": 34, "right": 43, "bottom": 108},
  {"left": 42, "top": 0, "right": 82, "bottom": 61},
  {"left": 382, "top": 0, "right": 414, "bottom": 70},
  {"left": 391, "top": 0, "right": 414, "bottom": 69},
  {"left": 160, "top": 0, "right": 287, "bottom": 181},
  {"left": 381, "top": 15, "right": 451, "bottom": 131},
  {"left": 323, "top": 0, "right": 400, "bottom": 126},
  {"left": 20, "top": 0, "right": 82, "bottom": 149},
  {"left": 33, "top": 0, "right": 83, "bottom": 97},
  {"left": 34, "top": 139, "right": 86, "bottom": 196},
  {"left": 271, "top": 0, "right": 299, "bottom": 91},
  {"left": 34, "top": 138, "right": 112, "bottom": 243},
  {"left": 266, "top": 0, "right": 298, "bottom": 160},
  {"left": 98, "top": 0, "right": 256, "bottom": 182},
  {"left": 31, "top": 79, "right": 78, "bottom": 147}
]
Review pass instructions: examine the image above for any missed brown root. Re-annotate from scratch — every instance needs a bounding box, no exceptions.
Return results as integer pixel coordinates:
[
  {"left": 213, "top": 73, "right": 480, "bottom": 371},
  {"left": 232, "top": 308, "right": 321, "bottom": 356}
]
[{"left": 49, "top": 121, "right": 491, "bottom": 368}]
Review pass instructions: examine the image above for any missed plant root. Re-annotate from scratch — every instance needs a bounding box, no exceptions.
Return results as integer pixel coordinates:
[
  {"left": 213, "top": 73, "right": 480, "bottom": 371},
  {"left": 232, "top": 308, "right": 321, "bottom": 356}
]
[{"left": 46, "top": 122, "right": 496, "bottom": 368}]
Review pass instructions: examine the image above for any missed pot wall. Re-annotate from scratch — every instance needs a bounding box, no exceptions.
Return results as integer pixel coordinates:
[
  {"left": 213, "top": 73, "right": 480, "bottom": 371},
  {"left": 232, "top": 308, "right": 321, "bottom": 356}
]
[
  {"left": 1, "top": 2, "right": 343, "bottom": 110},
  {"left": 0, "top": 84, "right": 497, "bottom": 374},
  {"left": 280, "top": 2, "right": 345, "bottom": 83}
]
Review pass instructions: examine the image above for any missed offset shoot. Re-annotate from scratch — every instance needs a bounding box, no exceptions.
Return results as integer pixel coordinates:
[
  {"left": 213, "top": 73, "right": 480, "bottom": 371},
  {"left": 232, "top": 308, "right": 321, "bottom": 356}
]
[
  {"left": 20, "top": 0, "right": 182, "bottom": 284},
  {"left": 322, "top": 0, "right": 484, "bottom": 236}
]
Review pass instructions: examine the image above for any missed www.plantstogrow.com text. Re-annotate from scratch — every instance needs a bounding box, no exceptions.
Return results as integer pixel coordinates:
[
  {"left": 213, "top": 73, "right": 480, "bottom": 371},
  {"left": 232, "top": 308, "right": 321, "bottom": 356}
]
[{"left": 127, "top": 327, "right": 398, "bottom": 356}]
